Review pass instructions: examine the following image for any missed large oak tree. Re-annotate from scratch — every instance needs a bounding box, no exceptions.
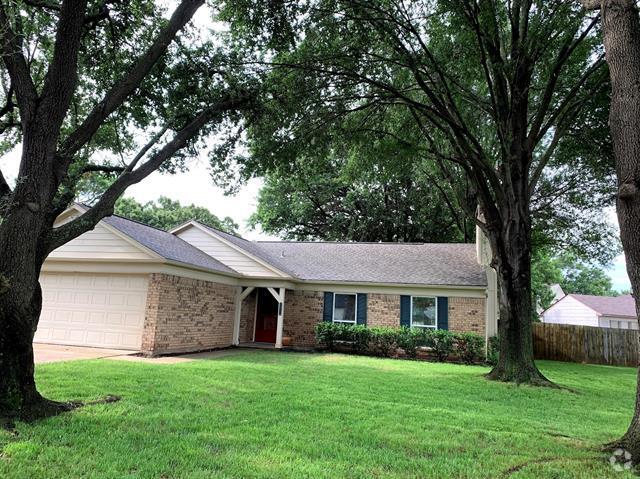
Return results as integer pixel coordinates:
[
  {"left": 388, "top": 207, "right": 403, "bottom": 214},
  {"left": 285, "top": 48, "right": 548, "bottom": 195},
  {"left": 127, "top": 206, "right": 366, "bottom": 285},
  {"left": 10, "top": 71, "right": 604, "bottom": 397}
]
[
  {"left": 0, "top": 0, "right": 255, "bottom": 423},
  {"left": 225, "top": 0, "right": 609, "bottom": 384}
]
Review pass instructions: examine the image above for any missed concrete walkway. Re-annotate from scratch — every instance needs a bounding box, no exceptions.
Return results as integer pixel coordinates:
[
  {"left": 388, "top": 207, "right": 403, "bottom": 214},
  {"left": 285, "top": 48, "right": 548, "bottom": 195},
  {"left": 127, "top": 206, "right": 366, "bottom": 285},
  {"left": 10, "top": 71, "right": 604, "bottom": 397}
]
[
  {"left": 34, "top": 343, "right": 259, "bottom": 365},
  {"left": 106, "top": 348, "right": 245, "bottom": 364},
  {"left": 34, "top": 343, "right": 133, "bottom": 364}
]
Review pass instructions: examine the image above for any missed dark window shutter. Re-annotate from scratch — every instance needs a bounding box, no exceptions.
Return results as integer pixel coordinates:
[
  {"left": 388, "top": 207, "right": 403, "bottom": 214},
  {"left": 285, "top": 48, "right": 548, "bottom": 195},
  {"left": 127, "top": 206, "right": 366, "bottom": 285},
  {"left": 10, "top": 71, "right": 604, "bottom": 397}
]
[
  {"left": 437, "top": 297, "right": 449, "bottom": 330},
  {"left": 323, "top": 292, "right": 334, "bottom": 322},
  {"left": 356, "top": 294, "right": 367, "bottom": 326},
  {"left": 400, "top": 295, "right": 411, "bottom": 327}
]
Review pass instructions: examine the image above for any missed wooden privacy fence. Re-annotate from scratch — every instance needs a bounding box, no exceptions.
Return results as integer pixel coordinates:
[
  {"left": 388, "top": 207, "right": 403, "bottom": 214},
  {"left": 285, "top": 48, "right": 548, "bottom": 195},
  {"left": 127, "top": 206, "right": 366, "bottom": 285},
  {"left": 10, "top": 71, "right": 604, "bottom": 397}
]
[{"left": 533, "top": 322, "right": 639, "bottom": 367}]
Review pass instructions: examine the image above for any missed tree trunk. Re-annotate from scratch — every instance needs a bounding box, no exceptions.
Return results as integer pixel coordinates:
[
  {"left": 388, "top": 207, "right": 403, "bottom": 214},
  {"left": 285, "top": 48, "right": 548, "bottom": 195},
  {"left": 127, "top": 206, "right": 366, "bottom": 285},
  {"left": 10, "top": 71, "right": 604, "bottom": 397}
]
[
  {"left": 0, "top": 206, "right": 69, "bottom": 423},
  {"left": 596, "top": 0, "right": 640, "bottom": 462},
  {"left": 487, "top": 259, "right": 552, "bottom": 385},
  {"left": 484, "top": 201, "right": 553, "bottom": 385}
]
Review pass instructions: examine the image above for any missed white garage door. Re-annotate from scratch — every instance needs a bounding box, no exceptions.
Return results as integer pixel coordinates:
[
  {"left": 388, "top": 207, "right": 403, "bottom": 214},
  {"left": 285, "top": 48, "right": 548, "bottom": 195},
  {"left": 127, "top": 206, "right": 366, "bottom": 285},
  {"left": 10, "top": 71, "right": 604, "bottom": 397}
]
[{"left": 34, "top": 273, "right": 149, "bottom": 350}]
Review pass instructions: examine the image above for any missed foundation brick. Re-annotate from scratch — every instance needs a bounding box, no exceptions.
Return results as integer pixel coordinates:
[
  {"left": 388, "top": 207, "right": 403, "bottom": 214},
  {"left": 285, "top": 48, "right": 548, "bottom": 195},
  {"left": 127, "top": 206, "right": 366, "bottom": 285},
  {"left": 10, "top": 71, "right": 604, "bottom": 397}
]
[{"left": 141, "top": 273, "right": 235, "bottom": 356}]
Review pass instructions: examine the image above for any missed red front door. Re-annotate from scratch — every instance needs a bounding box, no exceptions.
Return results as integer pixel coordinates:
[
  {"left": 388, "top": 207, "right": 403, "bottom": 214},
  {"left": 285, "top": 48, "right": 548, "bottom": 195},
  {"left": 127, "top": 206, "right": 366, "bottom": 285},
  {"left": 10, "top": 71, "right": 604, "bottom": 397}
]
[{"left": 254, "top": 289, "right": 278, "bottom": 343}]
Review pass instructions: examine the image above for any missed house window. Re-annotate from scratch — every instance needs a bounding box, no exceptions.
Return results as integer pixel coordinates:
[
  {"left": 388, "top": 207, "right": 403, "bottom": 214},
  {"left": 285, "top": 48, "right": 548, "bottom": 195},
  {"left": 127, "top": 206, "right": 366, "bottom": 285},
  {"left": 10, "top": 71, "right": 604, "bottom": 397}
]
[
  {"left": 411, "top": 296, "right": 437, "bottom": 329},
  {"left": 333, "top": 293, "right": 357, "bottom": 323}
]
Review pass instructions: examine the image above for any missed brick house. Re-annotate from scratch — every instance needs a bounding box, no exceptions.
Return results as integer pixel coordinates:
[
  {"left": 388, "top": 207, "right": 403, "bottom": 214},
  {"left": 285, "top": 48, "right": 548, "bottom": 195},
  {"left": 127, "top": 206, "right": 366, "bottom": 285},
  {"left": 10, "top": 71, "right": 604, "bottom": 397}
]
[{"left": 36, "top": 204, "right": 498, "bottom": 355}]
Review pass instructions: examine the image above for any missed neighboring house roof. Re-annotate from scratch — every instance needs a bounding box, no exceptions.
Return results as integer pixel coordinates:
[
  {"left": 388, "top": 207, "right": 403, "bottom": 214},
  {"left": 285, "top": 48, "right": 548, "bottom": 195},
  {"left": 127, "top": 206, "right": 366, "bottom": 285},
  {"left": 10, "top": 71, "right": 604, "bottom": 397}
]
[
  {"left": 101, "top": 215, "right": 236, "bottom": 275},
  {"left": 568, "top": 294, "right": 637, "bottom": 319}
]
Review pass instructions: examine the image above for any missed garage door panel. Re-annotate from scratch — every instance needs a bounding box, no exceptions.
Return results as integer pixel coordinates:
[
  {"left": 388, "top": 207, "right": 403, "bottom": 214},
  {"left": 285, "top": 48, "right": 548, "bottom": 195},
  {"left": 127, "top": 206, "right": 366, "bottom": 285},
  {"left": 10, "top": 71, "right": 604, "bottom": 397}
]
[
  {"left": 88, "top": 312, "right": 105, "bottom": 324},
  {"left": 71, "top": 311, "right": 87, "bottom": 323},
  {"left": 34, "top": 273, "right": 148, "bottom": 350},
  {"left": 58, "top": 291, "right": 74, "bottom": 303},
  {"left": 92, "top": 293, "right": 107, "bottom": 305},
  {"left": 109, "top": 294, "right": 125, "bottom": 306}
]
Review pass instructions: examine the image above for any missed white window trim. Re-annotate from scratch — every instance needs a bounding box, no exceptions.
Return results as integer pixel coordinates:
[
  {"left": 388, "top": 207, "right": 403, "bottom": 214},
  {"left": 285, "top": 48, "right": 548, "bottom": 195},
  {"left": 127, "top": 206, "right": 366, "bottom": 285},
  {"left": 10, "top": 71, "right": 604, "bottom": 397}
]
[
  {"left": 410, "top": 296, "right": 438, "bottom": 329},
  {"left": 332, "top": 293, "right": 358, "bottom": 324}
]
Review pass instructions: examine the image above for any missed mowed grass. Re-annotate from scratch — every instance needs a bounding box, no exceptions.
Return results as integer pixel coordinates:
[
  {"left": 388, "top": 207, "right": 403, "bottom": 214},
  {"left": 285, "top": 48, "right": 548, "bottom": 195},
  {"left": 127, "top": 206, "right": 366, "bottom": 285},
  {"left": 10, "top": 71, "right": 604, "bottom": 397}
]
[{"left": 0, "top": 351, "right": 637, "bottom": 478}]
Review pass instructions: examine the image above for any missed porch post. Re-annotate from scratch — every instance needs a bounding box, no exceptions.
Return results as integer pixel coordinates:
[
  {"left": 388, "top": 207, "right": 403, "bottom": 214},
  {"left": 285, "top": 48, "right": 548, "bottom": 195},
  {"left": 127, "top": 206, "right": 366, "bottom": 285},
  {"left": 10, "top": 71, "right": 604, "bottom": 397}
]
[
  {"left": 275, "top": 287, "right": 286, "bottom": 349},
  {"left": 233, "top": 286, "right": 255, "bottom": 346}
]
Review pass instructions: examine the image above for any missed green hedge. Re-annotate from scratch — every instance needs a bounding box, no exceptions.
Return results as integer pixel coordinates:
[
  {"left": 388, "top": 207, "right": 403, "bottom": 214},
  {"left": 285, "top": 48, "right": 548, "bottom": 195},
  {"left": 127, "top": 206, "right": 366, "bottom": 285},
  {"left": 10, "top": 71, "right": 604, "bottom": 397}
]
[{"left": 315, "top": 322, "right": 486, "bottom": 364}]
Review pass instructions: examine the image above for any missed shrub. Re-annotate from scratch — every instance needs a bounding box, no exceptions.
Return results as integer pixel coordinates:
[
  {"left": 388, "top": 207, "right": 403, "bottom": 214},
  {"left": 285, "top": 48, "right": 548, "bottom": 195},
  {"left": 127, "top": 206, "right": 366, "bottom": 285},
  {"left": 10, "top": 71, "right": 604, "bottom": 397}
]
[
  {"left": 346, "top": 324, "right": 372, "bottom": 354},
  {"left": 316, "top": 322, "right": 485, "bottom": 366},
  {"left": 396, "top": 327, "right": 424, "bottom": 358},
  {"left": 370, "top": 327, "right": 398, "bottom": 357},
  {"left": 426, "top": 329, "right": 455, "bottom": 362},
  {"left": 486, "top": 336, "right": 500, "bottom": 366},
  {"left": 315, "top": 322, "right": 338, "bottom": 351},
  {"left": 314, "top": 322, "right": 371, "bottom": 354},
  {"left": 455, "top": 332, "right": 485, "bottom": 364}
]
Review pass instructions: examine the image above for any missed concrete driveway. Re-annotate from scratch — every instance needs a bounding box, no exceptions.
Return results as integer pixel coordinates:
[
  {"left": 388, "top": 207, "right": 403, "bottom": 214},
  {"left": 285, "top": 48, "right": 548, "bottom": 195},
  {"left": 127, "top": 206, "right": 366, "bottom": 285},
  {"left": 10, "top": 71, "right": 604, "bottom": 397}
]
[{"left": 34, "top": 343, "right": 134, "bottom": 364}]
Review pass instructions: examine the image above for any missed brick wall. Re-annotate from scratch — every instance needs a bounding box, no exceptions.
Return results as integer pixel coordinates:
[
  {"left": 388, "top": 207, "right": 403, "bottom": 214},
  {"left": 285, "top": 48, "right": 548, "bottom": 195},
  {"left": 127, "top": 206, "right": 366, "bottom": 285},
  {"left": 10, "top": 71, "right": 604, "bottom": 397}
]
[
  {"left": 283, "top": 290, "right": 324, "bottom": 347},
  {"left": 238, "top": 290, "right": 256, "bottom": 343},
  {"left": 368, "top": 293, "right": 401, "bottom": 328},
  {"left": 141, "top": 273, "right": 236, "bottom": 356},
  {"left": 278, "top": 291, "right": 485, "bottom": 347},
  {"left": 448, "top": 297, "right": 485, "bottom": 335}
]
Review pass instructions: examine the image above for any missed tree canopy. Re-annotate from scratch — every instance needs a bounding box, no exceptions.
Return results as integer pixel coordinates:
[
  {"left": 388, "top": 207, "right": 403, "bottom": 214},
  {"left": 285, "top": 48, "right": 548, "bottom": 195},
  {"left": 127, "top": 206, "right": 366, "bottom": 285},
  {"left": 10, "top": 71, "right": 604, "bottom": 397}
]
[
  {"left": 220, "top": 0, "right": 611, "bottom": 384},
  {"left": 532, "top": 248, "right": 618, "bottom": 314},
  {"left": 115, "top": 196, "right": 237, "bottom": 233},
  {"left": 250, "top": 155, "right": 473, "bottom": 243}
]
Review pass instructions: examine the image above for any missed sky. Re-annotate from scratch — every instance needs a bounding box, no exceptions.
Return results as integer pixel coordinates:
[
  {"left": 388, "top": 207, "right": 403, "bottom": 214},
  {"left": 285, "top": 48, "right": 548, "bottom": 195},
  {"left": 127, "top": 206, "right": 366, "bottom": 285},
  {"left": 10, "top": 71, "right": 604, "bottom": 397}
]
[
  {"left": 1, "top": 146, "right": 632, "bottom": 292},
  {"left": 0, "top": 148, "right": 273, "bottom": 239}
]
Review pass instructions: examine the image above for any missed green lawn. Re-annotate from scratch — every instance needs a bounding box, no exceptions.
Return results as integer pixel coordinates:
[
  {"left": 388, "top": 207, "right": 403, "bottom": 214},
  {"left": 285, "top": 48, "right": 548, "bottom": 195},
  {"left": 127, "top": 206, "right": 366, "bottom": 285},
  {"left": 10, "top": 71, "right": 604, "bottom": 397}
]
[{"left": 0, "top": 351, "right": 637, "bottom": 478}]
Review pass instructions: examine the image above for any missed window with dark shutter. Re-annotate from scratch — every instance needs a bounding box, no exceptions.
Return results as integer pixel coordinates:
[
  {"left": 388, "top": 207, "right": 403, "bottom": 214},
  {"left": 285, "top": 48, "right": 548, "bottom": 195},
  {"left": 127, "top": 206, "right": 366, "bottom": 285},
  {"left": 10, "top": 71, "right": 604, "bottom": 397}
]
[
  {"left": 400, "top": 295, "right": 411, "bottom": 327},
  {"left": 323, "top": 292, "right": 334, "bottom": 322},
  {"left": 356, "top": 294, "right": 367, "bottom": 325},
  {"left": 437, "top": 297, "right": 449, "bottom": 330}
]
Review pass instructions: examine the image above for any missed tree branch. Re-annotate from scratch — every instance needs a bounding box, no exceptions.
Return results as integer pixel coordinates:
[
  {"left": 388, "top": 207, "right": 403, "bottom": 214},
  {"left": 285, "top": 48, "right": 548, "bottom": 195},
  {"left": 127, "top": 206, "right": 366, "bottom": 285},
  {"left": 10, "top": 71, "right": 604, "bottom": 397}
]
[
  {"left": 0, "top": 168, "right": 11, "bottom": 198},
  {"left": 46, "top": 92, "right": 253, "bottom": 251},
  {"left": 526, "top": 14, "right": 600, "bottom": 148},
  {"left": 80, "top": 164, "right": 125, "bottom": 174},
  {"left": 0, "top": 2, "right": 38, "bottom": 123},
  {"left": 38, "top": 0, "right": 88, "bottom": 135},
  {"left": 581, "top": 0, "right": 602, "bottom": 10},
  {"left": 58, "top": 0, "right": 205, "bottom": 163},
  {"left": 23, "top": 0, "right": 61, "bottom": 10},
  {"left": 0, "top": 84, "right": 14, "bottom": 119}
]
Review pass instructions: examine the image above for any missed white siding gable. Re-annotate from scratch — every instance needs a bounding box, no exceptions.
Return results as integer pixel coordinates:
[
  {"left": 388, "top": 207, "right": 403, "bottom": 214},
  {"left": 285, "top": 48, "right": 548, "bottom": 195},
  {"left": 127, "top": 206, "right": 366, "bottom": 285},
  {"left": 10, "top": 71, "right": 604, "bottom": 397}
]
[
  {"left": 175, "top": 225, "right": 283, "bottom": 277},
  {"left": 48, "top": 222, "right": 154, "bottom": 261},
  {"left": 542, "top": 296, "right": 599, "bottom": 327}
]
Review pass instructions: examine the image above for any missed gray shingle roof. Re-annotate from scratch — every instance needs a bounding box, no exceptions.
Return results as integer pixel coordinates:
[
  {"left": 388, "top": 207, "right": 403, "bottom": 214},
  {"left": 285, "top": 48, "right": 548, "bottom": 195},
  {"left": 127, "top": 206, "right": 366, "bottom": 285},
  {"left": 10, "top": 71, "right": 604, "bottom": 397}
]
[
  {"left": 254, "top": 241, "right": 487, "bottom": 286},
  {"left": 571, "top": 294, "right": 637, "bottom": 319},
  {"left": 195, "top": 221, "right": 485, "bottom": 286},
  {"left": 103, "top": 216, "right": 236, "bottom": 275},
  {"left": 99, "top": 212, "right": 486, "bottom": 286}
]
